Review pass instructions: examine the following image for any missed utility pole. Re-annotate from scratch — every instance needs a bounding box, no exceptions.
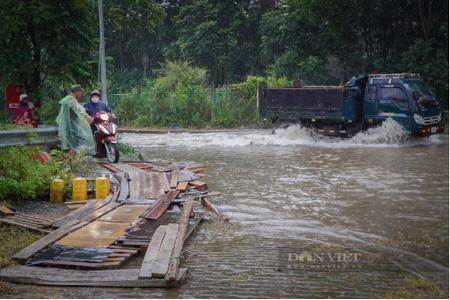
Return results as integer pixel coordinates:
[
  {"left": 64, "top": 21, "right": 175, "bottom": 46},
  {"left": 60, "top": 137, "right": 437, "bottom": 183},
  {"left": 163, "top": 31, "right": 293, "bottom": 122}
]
[{"left": 98, "top": 0, "right": 108, "bottom": 105}]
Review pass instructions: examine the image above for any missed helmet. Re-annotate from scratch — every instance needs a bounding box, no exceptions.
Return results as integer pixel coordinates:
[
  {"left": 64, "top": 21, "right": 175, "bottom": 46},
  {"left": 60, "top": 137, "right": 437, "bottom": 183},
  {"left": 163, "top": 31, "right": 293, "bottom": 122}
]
[{"left": 91, "top": 90, "right": 101, "bottom": 97}]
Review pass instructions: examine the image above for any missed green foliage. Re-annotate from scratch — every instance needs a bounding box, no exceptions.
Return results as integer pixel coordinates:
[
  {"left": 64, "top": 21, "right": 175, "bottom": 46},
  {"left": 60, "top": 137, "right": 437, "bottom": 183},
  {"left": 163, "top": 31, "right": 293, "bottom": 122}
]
[
  {"left": 0, "top": 146, "right": 73, "bottom": 201},
  {"left": 212, "top": 76, "right": 291, "bottom": 127},
  {"left": 396, "top": 39, "right": 449, "bottom": 111},
  {"left": 296, "top": 56, "right": 328, "bottom": 85},
  {"left": 0, "top": 0, "right": 98, "bottom": 101},
  {"left": 156, "top": 61, "right": 207, "bottom": 91}
]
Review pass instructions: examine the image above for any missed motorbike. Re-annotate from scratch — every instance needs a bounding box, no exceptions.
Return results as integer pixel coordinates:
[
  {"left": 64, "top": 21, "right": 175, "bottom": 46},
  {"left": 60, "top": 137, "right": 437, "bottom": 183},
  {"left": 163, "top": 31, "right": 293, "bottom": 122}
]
[{"left": 92, "top": 110, "right": 119, "bottom": 163}]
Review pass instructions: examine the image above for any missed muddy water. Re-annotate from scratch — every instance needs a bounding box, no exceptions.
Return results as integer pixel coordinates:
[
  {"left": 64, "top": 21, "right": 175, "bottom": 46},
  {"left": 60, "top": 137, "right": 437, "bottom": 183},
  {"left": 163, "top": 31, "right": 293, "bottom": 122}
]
[{"left": 49, "top": 123, "right": 449, "bottom": 298}]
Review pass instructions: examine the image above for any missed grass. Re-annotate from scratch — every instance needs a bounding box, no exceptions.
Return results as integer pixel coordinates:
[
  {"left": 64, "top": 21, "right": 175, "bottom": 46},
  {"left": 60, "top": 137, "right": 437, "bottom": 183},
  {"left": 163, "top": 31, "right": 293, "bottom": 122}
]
[
  {"left": 375, "top": 276, "right": 449, "bottom": 299},
  {"left": 0, "top": 224, "right": 44, "bottom": 270},
  {"left": 0, "top": 224, "right": 58, "bottom": 298}
]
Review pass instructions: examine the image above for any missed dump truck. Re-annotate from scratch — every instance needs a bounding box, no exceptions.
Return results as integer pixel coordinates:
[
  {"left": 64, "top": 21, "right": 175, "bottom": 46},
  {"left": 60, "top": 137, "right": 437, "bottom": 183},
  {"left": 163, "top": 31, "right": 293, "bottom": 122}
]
[{"left": 258, "top": 73, "right": 445, "bottom": 137}]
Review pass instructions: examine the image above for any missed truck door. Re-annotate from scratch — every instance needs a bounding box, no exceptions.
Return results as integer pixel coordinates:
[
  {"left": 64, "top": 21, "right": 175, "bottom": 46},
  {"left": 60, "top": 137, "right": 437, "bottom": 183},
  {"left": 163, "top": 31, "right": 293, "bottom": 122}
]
[
  {"left": 364, "top": 84, "right": 378, "bottom": 118},
  {"left": 377, "top": 85, "right": 412, "bottom": 130}
]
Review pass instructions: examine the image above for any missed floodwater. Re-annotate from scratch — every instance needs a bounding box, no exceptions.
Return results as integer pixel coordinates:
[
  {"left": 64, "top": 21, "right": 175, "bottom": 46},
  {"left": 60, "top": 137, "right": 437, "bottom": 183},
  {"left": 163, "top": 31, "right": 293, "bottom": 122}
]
[{"left": 31, "top": 121, "right": 450, "bottom": 298}]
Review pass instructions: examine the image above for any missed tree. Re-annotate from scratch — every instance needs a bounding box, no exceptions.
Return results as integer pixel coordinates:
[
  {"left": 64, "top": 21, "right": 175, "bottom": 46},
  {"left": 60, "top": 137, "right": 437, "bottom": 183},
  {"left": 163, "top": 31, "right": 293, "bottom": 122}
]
[
  {"left": 0, "top": 0, "right": 98, "bottom": 100},
  {"left": 104, "top": 0, "right": 165, "bottom": 93},
  {"left": 167, "top": 0, "right": 276, "bottom": 84}
]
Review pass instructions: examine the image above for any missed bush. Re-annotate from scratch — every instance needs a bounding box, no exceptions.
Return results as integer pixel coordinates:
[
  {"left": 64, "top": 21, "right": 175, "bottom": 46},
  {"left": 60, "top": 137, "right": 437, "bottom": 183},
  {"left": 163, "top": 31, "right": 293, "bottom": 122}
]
[{"left": 0, "top": 145, "right": 74, "bottom": 201}]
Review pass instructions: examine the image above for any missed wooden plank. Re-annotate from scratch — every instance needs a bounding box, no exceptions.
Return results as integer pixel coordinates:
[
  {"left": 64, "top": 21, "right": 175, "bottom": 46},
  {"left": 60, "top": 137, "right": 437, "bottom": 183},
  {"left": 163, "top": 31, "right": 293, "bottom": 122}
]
[
  {"left": 42, "top": 260, "right": 122, "bottom": 269},
  {"left": 144, "top": 173, "right": 165, "bottom": 199},
  {"left": 100, "top": 257, "right": 127, "bottom": 262},
  {"left": 120, "top": 199, "right": 155, "bottom": 205},
  {"left": 166, "top": 201, "right": 193, "bottom": 286},
  {"left": 12, "top": 220, "right": 88, "bottom": 261},
  {"left": 63, "top": 199, "right": 97, "bottom": 205},
  {"left": 101, "top": 163, "right": 122, "bottom": 173},
  {"left": 78, "top": 201, "right": 122, "bottom": 225},
  {"left": 201, "top": 197, "right": 229, "bottom": 222},
  {"left": 127, "top": 172, "right": 144, "bottom": 199},
  {"left": 0, "top": 218, "right": 54, "bottom": 233},
  {"left": 176, "top": 182, "right": 188, "bottom": 192},
  {"left": 138, "top": 225, "right": 167, "bottom": 279},
  {"left": 8, "top": 215, "right": 50, "bottom": 227},
  {"left": 116, "top": 172, "right": 130, "bottom": 201},
  {"left": 186, "top": 164, "right": 211, "bottom": 170},
  {"left": 110, "top": 163, "right": 147, "bottom": 174},
  {"left": 66, "top": 204, "right": 84, "bottom": 210},
  {"left": 0, "top": 265, "right": 188, "bottom": 287},
  {"left": 145, "top": 191, "right": 179, "bottom": 220},
  {"left": 0, "top": 205, "right": 14, "bottom": 216},
  {"left": 111, "top": 248, "right": 139, "bottom": 254},
  {"left": 152, "top": 223, "right": 179, "bottom": 277},
  {"left": 192, "top": 169, "right": 204, "bottom": 174},
  {"left": 108, "top": 253, "right": 131, "bottom": 258},
  {"left": 158, "top": 173, "right": 170, "bottom": 192},
  {"left": 169, "top": 168, "right": 179, "bottom": 189},
  {"left": 51, "top": 194, "right": 112, "bottom": 228},
  {"left": 188, "top": 180, "right": 208, "bottom": 192}
]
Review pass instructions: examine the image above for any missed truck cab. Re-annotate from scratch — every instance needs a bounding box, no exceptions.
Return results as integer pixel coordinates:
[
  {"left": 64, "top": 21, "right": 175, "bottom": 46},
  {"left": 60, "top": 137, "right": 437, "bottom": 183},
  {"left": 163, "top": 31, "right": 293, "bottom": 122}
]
[{"left": 363, "top": 73, "right": 444, "bottom": 136}]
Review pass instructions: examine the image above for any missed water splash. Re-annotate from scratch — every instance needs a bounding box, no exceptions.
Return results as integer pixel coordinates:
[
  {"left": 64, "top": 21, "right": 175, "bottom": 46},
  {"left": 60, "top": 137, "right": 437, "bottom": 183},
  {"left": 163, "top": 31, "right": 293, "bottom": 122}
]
[
  {"left": 351, "top": 118, "right": 409, "bottom": 145},
  {"left": 121, "top": 119, "right": 442, "bottom": 148}
]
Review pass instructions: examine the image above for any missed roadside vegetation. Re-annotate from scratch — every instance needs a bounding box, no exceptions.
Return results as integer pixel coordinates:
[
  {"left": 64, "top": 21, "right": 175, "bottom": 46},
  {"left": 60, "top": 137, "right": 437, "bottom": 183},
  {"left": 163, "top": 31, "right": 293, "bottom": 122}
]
[{"left": 112, "top": 61, "right": 292, "bottom": 129}]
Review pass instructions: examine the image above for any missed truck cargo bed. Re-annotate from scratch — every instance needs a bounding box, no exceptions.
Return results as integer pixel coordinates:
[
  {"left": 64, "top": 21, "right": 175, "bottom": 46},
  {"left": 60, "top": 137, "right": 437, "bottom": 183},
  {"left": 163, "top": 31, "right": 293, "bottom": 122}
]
[{"left": 266, "top": 86, "right": 344, "bottom": 110}]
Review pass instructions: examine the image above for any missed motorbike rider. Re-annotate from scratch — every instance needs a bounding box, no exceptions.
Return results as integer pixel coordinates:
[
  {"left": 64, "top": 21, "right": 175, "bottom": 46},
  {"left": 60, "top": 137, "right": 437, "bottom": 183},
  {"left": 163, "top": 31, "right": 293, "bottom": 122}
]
[{"left": 83, "top": 90, "right": 115, "bottom": 131}]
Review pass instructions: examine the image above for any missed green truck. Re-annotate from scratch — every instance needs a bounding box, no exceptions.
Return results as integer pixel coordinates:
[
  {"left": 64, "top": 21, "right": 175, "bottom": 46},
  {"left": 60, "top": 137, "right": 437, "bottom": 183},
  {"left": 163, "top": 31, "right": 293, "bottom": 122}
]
[{"left": 258, "top": 73, "right": 445, "bottom": 137}]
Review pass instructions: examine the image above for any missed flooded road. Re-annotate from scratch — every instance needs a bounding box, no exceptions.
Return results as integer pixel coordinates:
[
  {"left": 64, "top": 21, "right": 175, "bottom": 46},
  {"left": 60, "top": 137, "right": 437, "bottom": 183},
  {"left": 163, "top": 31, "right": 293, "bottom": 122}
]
[{"left": 52, "top": 123, "right": 449, "bottom": 298}]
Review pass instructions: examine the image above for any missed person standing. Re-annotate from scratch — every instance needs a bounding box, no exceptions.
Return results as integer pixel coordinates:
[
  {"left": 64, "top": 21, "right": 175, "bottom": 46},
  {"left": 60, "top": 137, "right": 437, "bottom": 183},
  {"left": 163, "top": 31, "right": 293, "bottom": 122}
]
[
  {"left": 56, "top": 85, "right": 95, "bottom": 157},
  {"left": 11, "top": 94, "right": 37, "bottom": 128}
]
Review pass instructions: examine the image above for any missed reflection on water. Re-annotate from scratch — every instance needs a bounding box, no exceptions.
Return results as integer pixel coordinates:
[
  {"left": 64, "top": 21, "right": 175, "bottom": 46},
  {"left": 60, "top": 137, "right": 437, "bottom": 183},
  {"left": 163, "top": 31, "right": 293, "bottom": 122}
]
[{"left": 55, "top": 128, "right": 449, "bottom": 298}]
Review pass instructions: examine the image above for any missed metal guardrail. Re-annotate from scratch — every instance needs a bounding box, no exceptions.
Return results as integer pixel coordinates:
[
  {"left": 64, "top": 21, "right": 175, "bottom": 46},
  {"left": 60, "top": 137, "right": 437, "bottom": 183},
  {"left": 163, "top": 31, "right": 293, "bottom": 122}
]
[{"left": 0, "top": 126, "right": 59, "bottom": 148}]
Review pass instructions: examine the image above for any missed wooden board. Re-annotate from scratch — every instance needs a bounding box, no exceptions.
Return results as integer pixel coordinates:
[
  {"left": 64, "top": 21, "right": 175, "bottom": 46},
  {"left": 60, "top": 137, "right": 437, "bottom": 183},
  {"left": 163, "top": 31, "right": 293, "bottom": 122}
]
[
  {"left": 169, "top": 169, "right": 179, "bottom": 189},
  {"left": 0, "top": 205, "right": 14, "bottom": 216},
  {"left": 0, "top": 214, "right": 59, "bottom": 233},
  {"left": 145, "top": 191, "right": 179, "bottom": 220},
  {"left": 186, "top": 165, "right": 211, "bottom": 170},
  {"left": 152, "top": 223, "right": 179, "bottom": 277},
  {"left": 109, "top": 163, "right": 147, "bottom": 174},
  {"left": 55, "top": 221, "right": 129, "bottom": 248},
  {"left": 146, "top": 172, "right": 166, "bottom": 199},
  {"left": 116, "top": 172, "right": 130, "bottom": 201},
  {"left": 166, "top": 201, "right": 193, "bottom": 285},
  {"left": 42, "top": 260, "right": 123, "bottom": 269},
  {"left": 158, "top": 173, "right": 170, "bottom": 192},
  {"left": 138, "top": 225, "right": 167, "bottom": 279},
  {"left": 176, "top": 182, "right": 188, "bottom": 192},
  {"left": 188, "top": 180, "right": 208, "bottom": 192},
  {"left": 0, "top": 265, "right": 188, "bottom": 287},
  {"left": 99, "top": 204, "right": 150, "bottom": 223},
  {"left": 125, "top": 172, "right": 165, "bottom": 200},
  {"left": 78, "top": 201, "right": 122, "bottom": 224},
  {"left": 51, "top": 194, "right": 112, "bottom": 228},
  {"left": 12, "top": 220, "right": 88, "bottom": 261},
  {"left": 118, "top": 212, "right": 203, "bottom": 245},
  {"left": 100, "top": 164, "right": 122, "bottom": 173}
]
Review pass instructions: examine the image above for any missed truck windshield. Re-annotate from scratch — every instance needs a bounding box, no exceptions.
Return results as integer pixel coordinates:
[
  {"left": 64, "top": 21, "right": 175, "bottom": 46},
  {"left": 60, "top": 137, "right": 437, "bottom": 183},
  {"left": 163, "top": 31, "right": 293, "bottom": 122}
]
[
  {"left": 404, "top": 82, "right": 434, "bottom": 96},
  {"left": 403, "top": 81, "right": 438, "bottom": 108}
]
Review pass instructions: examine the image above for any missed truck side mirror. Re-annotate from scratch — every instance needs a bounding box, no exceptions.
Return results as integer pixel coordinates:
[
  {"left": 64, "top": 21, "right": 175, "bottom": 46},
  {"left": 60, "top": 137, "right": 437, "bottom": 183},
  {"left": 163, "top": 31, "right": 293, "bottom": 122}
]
[{"left": 412, "top": 91, "right": 419, "bottom": 101}]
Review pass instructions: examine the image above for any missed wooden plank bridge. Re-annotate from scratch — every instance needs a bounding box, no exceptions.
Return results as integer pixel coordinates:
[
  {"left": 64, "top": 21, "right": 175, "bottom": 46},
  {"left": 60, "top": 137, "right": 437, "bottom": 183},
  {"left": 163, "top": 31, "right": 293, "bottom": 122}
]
[{"left": 0, "top": 160, "right": 226, "bottom": 288}]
